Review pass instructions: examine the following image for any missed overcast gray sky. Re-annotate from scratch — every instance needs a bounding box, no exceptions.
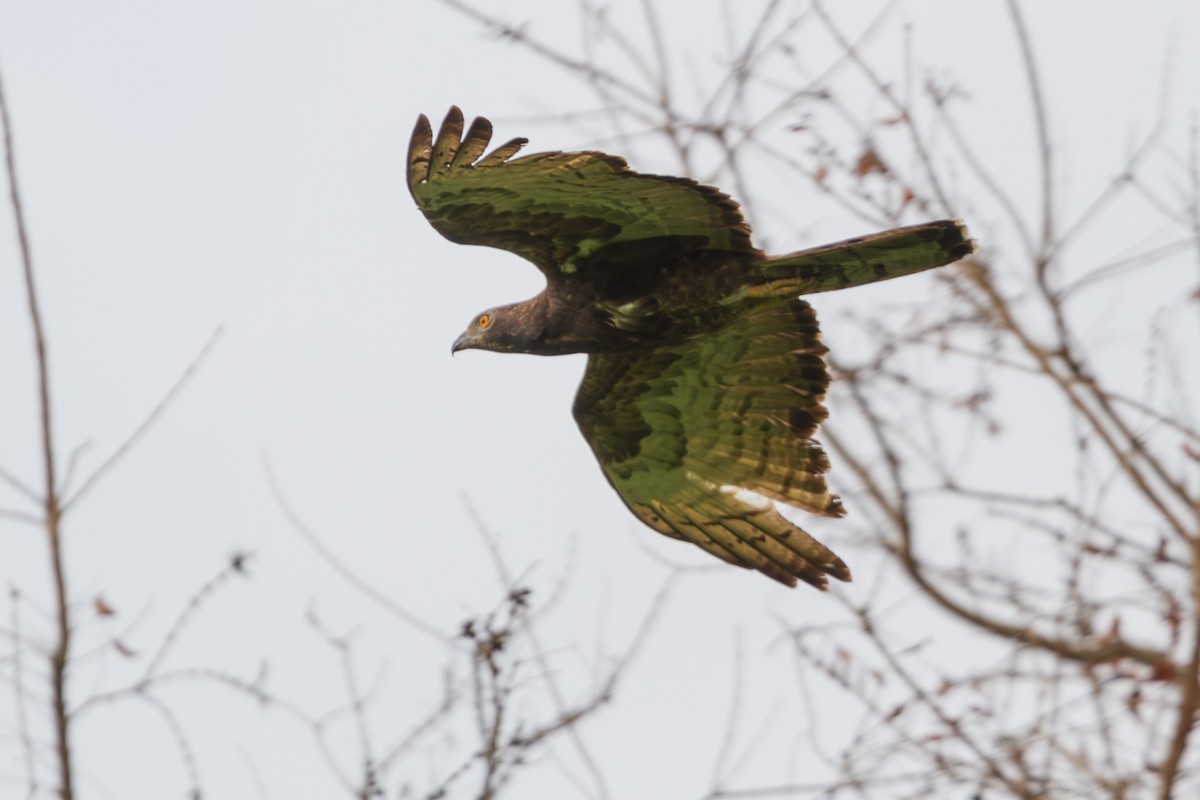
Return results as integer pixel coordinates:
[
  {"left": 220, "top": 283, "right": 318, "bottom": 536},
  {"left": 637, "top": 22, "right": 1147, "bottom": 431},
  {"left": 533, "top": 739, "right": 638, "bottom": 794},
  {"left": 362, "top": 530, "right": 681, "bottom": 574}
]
[{"left": 2, "top": 1, "right": 1198, "bottom": 797}]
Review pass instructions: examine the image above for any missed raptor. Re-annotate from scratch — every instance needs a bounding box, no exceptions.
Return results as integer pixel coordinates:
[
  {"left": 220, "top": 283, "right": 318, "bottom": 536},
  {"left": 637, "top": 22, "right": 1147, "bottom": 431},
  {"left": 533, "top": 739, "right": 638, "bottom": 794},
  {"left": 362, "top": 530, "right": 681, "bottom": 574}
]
[{"left": 408, "top": 107, "right": 975, "bottom": 588}]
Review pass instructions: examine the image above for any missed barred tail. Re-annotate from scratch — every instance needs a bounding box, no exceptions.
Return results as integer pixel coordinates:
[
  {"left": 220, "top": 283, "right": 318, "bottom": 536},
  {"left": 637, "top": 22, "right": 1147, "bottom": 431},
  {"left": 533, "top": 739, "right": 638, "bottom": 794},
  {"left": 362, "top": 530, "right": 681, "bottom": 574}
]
[{"left": 749, "top": 218, "right": 976, "bottom": 299}]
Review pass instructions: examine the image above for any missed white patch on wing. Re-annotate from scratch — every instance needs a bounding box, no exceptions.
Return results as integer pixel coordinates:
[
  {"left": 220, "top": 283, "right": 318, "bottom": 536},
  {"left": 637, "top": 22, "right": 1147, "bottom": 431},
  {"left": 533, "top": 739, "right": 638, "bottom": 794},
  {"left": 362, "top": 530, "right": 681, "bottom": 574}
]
[
  {"left": 719, "top": 484, "right": 772, "bottom": 510},
  {"left": 720, "top": 484, "right": 818, "bottom": 524}
]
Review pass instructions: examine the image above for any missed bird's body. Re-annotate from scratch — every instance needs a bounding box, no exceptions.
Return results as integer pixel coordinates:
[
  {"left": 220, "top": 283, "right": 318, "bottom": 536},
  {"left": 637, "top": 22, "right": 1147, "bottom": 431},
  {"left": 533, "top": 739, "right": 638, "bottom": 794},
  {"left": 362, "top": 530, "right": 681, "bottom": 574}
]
[
  {"left": 409, "top": 107, "right": 976, "bottom": 589},
  {"left": 479, "top": 249, "right": 762, "bottom": 355}
]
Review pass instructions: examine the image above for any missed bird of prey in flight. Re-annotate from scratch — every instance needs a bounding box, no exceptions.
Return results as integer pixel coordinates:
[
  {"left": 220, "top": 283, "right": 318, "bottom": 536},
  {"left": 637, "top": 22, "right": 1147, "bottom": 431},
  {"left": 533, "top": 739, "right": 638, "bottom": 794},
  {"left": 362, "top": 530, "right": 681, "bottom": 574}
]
[{"left": 408, "top": 107, "right": 975, "bottom": 588}]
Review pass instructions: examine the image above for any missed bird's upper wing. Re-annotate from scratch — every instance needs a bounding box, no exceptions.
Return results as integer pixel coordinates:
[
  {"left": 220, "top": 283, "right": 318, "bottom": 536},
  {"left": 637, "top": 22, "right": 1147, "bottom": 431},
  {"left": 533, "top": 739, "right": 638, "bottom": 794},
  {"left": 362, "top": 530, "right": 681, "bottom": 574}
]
[
  {"left": 572, "top": 299, "right": 849, "bottom": 589},
  {"left": 407, "top": 107, "right": 760, "bottom": 277}
]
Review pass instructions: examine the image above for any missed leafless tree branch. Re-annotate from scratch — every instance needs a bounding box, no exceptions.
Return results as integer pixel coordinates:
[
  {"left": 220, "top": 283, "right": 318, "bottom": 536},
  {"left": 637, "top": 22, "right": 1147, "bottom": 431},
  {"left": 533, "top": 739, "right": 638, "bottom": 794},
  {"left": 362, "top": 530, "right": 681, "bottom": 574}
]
[{"left": 1, "top": 58, "right": 73, "bottom": 800}]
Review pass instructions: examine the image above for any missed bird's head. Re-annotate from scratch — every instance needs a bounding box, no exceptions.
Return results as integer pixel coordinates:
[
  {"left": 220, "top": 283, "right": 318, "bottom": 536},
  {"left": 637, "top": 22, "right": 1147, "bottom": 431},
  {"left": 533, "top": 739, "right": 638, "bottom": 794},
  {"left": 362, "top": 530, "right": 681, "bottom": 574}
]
[{"left": 451, "top": 303, "right": 539, "bottom": 354}]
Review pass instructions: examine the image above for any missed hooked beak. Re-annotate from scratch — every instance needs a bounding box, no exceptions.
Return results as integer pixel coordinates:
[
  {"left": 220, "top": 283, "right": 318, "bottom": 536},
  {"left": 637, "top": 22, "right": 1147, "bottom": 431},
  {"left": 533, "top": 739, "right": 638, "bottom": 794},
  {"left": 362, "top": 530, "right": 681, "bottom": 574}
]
[{"left": 451, "top": 332, "right": 471, "bottom": 355}]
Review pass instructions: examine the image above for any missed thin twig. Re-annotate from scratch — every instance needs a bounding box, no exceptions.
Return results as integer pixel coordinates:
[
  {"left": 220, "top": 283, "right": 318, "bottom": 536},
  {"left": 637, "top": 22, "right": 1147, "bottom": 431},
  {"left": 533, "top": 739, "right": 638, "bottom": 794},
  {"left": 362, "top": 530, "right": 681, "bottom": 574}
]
[
  {"left": 710, "top": 627, "right": 745, "bottom": 792},
  {"left": 62, "top": 326, "right": 224, "bottom": 512},
  {"left": 0, "top": 462, "right": 40, "bottom": 504},
  {"left": 1004, "top": 0, "right": 1055, "bottom": 268},
  {"left": 266, "top": 460, "right": 453, "bottom": 644},
  {"left": 435, "top": 0, "right": 656, "bottom": 109},
  {"left": 8, "top": 587, "right": 39, "bottom": 799},
  {"left": 140, "top": 692, "right": 203, "bottom": 798},
  {"left": 142, "top": 552, "right": 252, "bottom": 680},
  {"left": 307, "top": 611, "right": 380, "bottom": 797}
]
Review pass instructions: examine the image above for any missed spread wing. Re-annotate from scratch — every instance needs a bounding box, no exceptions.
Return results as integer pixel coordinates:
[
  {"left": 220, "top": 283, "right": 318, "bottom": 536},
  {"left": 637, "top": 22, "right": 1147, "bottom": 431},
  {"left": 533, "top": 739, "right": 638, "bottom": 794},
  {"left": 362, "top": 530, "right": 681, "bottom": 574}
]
[
  {"left": 407, "top": 107, "right": 760, "bottom": 277},
  {"left": 572, "top": 299, "right": 850, "bottom": 589}
]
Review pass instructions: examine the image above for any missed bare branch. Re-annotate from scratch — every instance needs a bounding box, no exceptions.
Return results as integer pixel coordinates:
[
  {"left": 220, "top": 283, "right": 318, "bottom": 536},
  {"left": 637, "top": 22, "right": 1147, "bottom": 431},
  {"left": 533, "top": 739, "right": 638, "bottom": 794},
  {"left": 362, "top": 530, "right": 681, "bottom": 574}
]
[{"left": 1, "top": 57, "right": 73, "bottom": 800}]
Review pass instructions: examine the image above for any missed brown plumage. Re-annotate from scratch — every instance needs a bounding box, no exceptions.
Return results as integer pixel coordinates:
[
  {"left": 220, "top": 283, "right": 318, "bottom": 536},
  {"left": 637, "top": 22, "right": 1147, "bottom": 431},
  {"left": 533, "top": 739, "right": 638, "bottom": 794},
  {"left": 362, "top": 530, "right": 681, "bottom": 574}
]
[{"left": 409, "top": 106, "right": 976, "bottom": 588}]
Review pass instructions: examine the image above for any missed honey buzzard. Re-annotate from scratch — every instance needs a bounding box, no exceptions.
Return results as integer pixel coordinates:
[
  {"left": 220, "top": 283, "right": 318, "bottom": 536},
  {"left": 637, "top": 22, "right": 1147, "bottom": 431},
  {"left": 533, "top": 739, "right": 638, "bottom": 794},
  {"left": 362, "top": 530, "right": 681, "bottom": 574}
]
[{"left": 408, "top": 107, "right": 975, "bottom": 589}]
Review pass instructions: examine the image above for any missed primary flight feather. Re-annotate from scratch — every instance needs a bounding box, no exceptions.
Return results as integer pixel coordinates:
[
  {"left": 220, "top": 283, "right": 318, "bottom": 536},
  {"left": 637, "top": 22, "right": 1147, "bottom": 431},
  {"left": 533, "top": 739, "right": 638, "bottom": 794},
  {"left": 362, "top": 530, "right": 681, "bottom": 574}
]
[{"left": 409, "top": 106, "right": 975, "bottom": 589}]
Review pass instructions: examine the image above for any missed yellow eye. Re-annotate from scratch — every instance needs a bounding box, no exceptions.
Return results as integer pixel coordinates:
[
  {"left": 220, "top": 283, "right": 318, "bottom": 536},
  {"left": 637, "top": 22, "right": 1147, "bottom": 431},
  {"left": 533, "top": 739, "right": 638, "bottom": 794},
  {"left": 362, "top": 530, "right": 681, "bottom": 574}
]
[{"left": 478, "top": 314, "right": 491, "bottom": 328}]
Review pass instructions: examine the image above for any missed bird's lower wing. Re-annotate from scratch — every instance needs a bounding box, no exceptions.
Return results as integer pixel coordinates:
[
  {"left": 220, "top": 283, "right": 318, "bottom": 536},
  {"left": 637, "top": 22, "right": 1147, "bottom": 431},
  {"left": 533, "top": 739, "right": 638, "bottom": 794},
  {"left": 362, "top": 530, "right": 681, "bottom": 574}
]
[{"left": 572, "top": 300, "right": 850, "bottom": 589}]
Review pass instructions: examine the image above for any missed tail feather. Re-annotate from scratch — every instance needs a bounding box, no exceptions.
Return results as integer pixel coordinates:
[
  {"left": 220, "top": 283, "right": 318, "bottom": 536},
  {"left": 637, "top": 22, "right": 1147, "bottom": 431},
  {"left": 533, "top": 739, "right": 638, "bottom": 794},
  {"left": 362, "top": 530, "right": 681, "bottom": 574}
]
[{"left": 749, "top": 218, "right": 976, "bottom": 298}]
